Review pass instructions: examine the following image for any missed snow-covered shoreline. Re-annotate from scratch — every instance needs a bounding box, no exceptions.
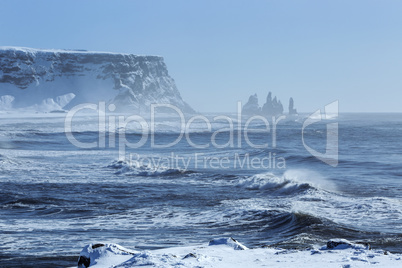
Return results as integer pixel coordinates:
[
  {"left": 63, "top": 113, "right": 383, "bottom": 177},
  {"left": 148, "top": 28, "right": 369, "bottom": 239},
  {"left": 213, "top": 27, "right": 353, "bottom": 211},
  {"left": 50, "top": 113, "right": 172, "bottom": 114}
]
[{"left": 74, "top": 238, "right": 401, "bottom": 268}]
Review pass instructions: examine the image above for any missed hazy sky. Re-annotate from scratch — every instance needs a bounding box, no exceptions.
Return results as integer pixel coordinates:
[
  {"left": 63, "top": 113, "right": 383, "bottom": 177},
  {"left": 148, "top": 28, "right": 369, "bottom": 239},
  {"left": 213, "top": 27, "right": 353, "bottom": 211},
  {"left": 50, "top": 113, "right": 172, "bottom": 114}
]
[{"left": 1, "top": 0, "right": 401, "bottom": 112}]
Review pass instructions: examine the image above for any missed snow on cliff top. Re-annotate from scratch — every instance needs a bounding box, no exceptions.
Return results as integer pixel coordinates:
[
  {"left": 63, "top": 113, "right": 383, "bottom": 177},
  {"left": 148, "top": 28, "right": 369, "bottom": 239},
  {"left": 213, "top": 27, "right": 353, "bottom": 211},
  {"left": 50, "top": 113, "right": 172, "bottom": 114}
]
[{"left": 0, "top": 46, "right": 163, "bottom": 58}]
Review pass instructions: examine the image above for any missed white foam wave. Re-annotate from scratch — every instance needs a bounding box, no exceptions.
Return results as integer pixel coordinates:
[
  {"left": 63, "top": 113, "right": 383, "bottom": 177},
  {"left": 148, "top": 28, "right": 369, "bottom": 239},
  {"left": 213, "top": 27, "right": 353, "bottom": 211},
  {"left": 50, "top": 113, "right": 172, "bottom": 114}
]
[
  {"left": 292, "top": 194, "right": 402, "bottom": 233},
  {"left": 107, "top": 160, "right": 187, "bottom": 176},
  {"left": 0, "top": 153, "right": 19, "bottom": 166},
  {"left": 235, "top": 169, "right": 336, "bottom": 194}
]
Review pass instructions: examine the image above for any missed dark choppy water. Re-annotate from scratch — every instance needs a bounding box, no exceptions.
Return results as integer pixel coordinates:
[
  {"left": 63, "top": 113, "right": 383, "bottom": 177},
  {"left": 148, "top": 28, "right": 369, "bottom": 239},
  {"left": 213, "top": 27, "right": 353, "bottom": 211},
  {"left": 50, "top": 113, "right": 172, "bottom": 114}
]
[{"left": 0, "top": 113, "right": 401, "bottom": 267}]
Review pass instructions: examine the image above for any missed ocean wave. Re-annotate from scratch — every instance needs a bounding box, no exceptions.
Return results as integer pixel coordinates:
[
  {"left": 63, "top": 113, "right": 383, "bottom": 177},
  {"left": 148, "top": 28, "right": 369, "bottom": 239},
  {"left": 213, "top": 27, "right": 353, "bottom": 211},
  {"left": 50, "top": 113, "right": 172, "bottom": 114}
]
[
  {"left": 0, "top": 153, "right": 19, "bottom": 166},
  {"left": 285, "top": 155, "right": 321, "bottom": 164},
  {"left": 107, "top": 160, "right": 191, "bottom": 176},
  {"left": 235, "top": 173, "right": 311, "bottom": 194},
  {"left": 234, "top": 209, "right": 324, "bottom": 237},
  {"left": 217, "top": 197, "right": 402, "bottom": 250},
  {"left": 235, "top": 170, "right": 336, "bottom": 195},
  {"left": 292, "top": 194, "right": 402, "bottom": 234}
]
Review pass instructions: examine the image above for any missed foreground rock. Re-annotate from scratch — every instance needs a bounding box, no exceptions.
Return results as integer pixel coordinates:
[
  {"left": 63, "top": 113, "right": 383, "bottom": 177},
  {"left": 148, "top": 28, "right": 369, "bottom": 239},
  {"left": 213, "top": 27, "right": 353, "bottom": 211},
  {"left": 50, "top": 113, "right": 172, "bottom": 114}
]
[
  {"left": 78, "top": 243, "right": 139, "bottom": 268},
  {"left": 75, "top": 238, "right": 402, "bottom": 267},
  {"left": 208, "top": 237, "right": 248, "bottom": 250},
  {"left": 324, "top": 238, "right": 371, "bottom": 250}
]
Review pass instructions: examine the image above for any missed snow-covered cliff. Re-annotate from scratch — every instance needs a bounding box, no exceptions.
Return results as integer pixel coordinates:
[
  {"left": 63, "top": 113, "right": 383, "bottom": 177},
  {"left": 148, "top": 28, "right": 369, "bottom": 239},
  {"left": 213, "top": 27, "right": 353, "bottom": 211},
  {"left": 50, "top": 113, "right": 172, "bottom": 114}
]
[{"left": 0, "top": 47, "right": 194, "bottom": 113}]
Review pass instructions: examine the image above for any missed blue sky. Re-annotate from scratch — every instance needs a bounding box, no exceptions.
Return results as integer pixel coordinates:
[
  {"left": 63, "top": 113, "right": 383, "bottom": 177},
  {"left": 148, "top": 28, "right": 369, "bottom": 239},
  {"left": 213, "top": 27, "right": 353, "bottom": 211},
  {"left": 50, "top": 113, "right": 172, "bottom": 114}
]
[{"left": 1, "top": 0, "right": 401, "bottom": 112}]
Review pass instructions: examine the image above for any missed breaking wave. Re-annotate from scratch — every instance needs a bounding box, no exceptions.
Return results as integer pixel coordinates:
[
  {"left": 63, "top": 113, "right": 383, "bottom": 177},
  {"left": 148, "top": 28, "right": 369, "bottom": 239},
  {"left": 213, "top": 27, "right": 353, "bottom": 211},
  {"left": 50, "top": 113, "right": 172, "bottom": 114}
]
[
  {"left": 107, "top": 160, "right": 191, "bottom": 177},
  {"left": 235, "top": 169, "right": 337, "bottom": 195}
]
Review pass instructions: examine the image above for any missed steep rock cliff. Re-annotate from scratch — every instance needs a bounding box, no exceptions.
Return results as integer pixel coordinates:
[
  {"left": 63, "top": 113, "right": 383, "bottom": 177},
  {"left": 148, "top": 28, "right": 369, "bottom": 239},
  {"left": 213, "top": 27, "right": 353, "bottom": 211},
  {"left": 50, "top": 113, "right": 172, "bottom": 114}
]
[{"left": 0, "top": 47, "right": 194, "bottom": 113}]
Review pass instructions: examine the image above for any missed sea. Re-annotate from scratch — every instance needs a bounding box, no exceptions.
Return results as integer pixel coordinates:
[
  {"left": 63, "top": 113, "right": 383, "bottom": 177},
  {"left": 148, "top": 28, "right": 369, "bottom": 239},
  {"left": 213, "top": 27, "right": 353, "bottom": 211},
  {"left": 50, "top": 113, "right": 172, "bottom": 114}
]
[{"left": 0, "top": 111, "right": 401, "bottom": 267}]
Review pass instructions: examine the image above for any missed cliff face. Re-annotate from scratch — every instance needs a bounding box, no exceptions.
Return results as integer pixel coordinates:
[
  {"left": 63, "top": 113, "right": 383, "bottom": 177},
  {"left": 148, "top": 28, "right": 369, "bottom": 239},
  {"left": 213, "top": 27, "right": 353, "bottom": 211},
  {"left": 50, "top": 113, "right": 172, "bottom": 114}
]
[{"left": 0, "top": 47, "right": 194, "bottom": 112}]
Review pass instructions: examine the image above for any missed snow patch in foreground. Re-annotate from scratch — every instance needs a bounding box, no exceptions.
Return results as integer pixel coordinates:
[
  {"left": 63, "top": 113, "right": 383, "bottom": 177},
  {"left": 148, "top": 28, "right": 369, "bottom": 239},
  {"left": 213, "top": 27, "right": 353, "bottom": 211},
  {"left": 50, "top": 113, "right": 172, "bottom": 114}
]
[
  {"left": 78, "top": 243, "right": 139, "bottom": 268},
  {"left": 208, "top": 237, "right": 248, "bottom": 250},
  {"left": 76, "top": 238, "right": 401, "bottom": 268}
]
